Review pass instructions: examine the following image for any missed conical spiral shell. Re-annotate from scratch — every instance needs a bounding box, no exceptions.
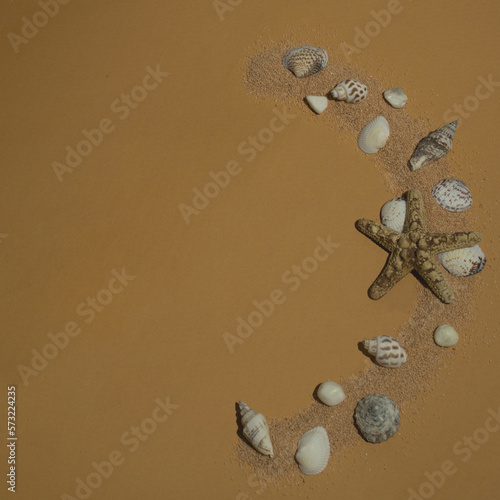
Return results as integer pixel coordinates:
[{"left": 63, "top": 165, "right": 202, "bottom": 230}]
[
  {"left": 363, "top": 335, "right": 407, "bottom": 368},
  {"left": 238, "top": 402, "right": 274, "bottom": 458},
  {"left": 358, "top": 116, "right": 390, "bottom": 154},
  {"left": 282, "top": 46, "right": 328, "bottom": 78},
  {"left": 438, "top": 245, "right": 486, "bottom": 277},
  {"left": 380, "top": 197, "right": 406, "bottom": 233},
  {"left": 409, "top": 121, "right": 458, "bottom": 171},
  {"left": 354, "top": 394, "right": 400, "bottom": 443},
  {"left": 432, "top": 178, "right": 472, "bottom": 212},
  {"left": 330, "top": 79, "right": 368, "bottom": 103},
  {"left": 295, "top": 426, "right": 330, "bottom": 475}
]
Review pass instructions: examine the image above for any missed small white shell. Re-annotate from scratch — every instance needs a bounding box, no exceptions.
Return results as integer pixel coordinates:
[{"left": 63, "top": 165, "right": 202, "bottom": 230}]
[
  {"left": 358, "top": 116, "right": 390, "bottom": 154},
  {"left": 282, "top": 46, "right": 328, "bottom": 78},
  {"left": 306, "top": 95, "right": 328, "bottom": 114},
  {"left": 363, "top": 335, "right": 407, "bottom": 368},
  {"left": 295, "top": 426, "right": 330, "bottom": 475},
  {"left": 380, "top": 197, "right": 406, "bottom": 233},
  {"left": 432, "top": 179, "right": 472, "bottom": 212},
  {"left": 438, "top": 245, "right": 486, "bottom": 277},
  {"left": 239, "top": 402, "right": 274, "bottom": 458},
  {"left": 330, "top": 79, "right": 368, "bottom": 103},
  {"left": 317, "top": 381, "right": 345, "bottom": 406},
  {"left": 434, "top": 324, "right": 459, "bottom": 347},
  {"left": 383, "top": 88, "right": 408, "bottom": 108}
]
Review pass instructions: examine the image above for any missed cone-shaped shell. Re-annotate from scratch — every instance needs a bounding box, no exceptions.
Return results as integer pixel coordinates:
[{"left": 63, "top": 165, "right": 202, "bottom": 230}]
[
  {"left": 434, "top": 324, "right": 459, "bottom": 347},
  {"left": 438, "top": 245, "right": 486, "bottom": 277},
  {"left": 355, "top": 394, "right": 400, "bottom": 443},
  {"left": 295, "top": 426, "right": 330, "bottom": 475},
  {"left": 317, "top": 381, "right": 345, "bottom": 406},
  {"left": 306, "top": 95, "right": 328, "bottom": 114},
  {"left": 363, "top": 335, "right": 407, "bottom": 368},
  {"left": 282, "top": 46, "right": 328, "bottom": 78},
  {"left": 330, "top": 79, "right": 367, "bottom": 103},
  {"left": 380, "top": 197, "right": 406, "bottom": 233},
  {"left": 409, "top": 121, "right": 458, "bottom": 171},
  {"left": 432, "top": 179, "right": 472, "bottom": 212},
  {"left": 238, "top": 402, "right": 274, "bottom": 458},
  {"left": 383, "top": 88, "right": 407, "bottom": 108},
  {"left": 358, "top": 116, "right": 390, "bottom": 154}
]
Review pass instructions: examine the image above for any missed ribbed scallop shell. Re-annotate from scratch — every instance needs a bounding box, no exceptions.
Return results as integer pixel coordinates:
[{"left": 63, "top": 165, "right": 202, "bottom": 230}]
[
  {"left": 432, "top": 179, "right": 472, "bottom": 212},
  {"left": 438, "top": 245, "right": 486, "bottom": 277},
  {"left": 317, "top": 381, "right": 345, "bottom": 407},
  {"left": 282, "top": 46, "right": 328, "bottom": 78},
  {"left": 295, "top": 426, "right": 330, "bottom": 475},
  {"left": 306, "top": 95, "right": 328, "bottom": 114},
  {"left": 355, "top": 394, "right": 400, "bottom": 443},
  {"left": 363, "top": 335, "right": 407, "bottom": 368},
  {"left": 330, "top": 79, "right": 368, "bottom": 103},
  {"left": 383, "top": 88, "right": 407, "bottom": 108},
  {"left": 238, "top": 402, "right": 274, "bottom": 458},
  {"left": 358, "top": 116, "right": 390, "bottom": 154},
  {"left": 380, "top": 197, "right": 406, "bottom": 233}
]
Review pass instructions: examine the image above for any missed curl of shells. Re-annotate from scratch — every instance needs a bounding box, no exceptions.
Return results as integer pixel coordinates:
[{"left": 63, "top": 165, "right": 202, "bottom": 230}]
[
  {"left": 358, "top": 116, "right": 390, "bottom": 154},
  {"left": 363, "top": 335, "right": 407, "bottom": 368},
  {"left": 432, "top": 178, "right": 472, "bottom": 212},
  {"left": 380, "top": 197, "right": 406, "bottom": 233},
  {"left": 330, "top": 80, "right": 368, "bottom": 103},
  {"left": 238, "top": 402, "right": 274, "bottom": 458},
  {"left": 354, "top": 394, "right": 400, "bottom": 443},
  {"left": 295, "top": 426, "right": 330, "bottom": 475},
  {"left": 282, "top": 46, "right": 328, "bottom": 78},
  {"left": 438, "top": 245, "right": 486, "bottom": 277}
]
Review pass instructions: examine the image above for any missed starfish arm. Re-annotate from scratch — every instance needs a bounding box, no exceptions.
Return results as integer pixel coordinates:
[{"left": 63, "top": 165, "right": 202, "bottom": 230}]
[
  {"left": 367, "top": 251, "right": 413, "bottom": 300},
  {"left": 355, "top": 219, "right": 399, "bottom": 252},
  {"left": 415, "top": 254, "right": 454, "bottom": 304},
  {"left": 424, "top": 231, "right": 483, "bottom": 255},
  {"left": 403, "top": 189, "right": 427, "bottom": 233}
]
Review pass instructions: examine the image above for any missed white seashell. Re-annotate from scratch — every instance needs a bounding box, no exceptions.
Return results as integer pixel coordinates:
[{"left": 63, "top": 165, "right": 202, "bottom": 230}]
[
  {"left": 409, "top": 121, "right": 458, "bottom": 171},
  {"left": 434, "top": 324, "right": 459, "bottom": 347},
  {"left": 383, "top": 88, "right": 408, "bottom": 108},
  {"left": 363, "top": 335, "right": 407, "bottom": 368},
  {"left": 380, "top": 197, "right": 406, "bottom": 233},
  {"left": 358, "top": 116, "right": 390, "bottom": 154},
  {"left": 432, "top": 179, "right": 472, "bottom": 212},
  {"left": 295, "top": 426, "right": 330, "bottom": 475},
  {"left": 306, "top": 95, "right": 328, "bottom": 114},
  {"left": 238, "top": 402, "right": 274, "bottom": 458},
  {"left": 438, "top": 245, "right": 486, "bottom": 277},
  {"left": 282, "top": 46, "right": 328, "bottom": 78},
  {"left": 355, "top": 394, "right": 400, "bottom": 443},
  {"left": 330, "top": 80, "right": 368, "bottom": 103},
  {"left": 317, "top": 381, "right": 345, "bottom": 406}
]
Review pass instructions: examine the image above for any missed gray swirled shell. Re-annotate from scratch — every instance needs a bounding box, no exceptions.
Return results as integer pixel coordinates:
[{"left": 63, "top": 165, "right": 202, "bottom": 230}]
[
  {"left": 380, "top": 197, "right": 406, "bottom": 233},
  {"left": 282, "top": 46, "right": 328, "bottom": 78},
  {"left": 432, "top": 179, "right": 472, "bottom": 212},
  {"left": 354, "top": 394, "right": 400, "bottom": 443},
  {"left": 438, "top": 245, "right": 486, "bottom": 277}
]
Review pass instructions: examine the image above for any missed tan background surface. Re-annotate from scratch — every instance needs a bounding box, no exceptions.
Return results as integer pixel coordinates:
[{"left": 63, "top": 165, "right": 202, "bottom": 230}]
[{"left": 0, "top": 1, "right": 499, "bottom": 499}]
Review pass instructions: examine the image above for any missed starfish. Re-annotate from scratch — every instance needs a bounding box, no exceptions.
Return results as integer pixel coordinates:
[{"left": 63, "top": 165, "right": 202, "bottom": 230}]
[{"left": 355, "top": 189, "right": 482, "bottom": 304}]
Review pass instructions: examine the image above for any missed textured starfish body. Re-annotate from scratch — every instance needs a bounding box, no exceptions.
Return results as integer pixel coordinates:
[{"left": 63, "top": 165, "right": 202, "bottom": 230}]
[{"left": 355, "top": 189, "right": 482, "bottom": 303}]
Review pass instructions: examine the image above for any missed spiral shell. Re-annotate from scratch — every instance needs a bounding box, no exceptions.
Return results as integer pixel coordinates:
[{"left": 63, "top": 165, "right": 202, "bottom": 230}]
[
  {"left": 306, "top": 95, "right": 328, "bottom": 114},
  {"left": 282, "top": 46, "right": 328, "bottom": 78},
  {"left": 383, "top": 87, "right": 408, "bottom": 108},
  {"left": 317, "top": 381, "right": 345, "bottom": 406},
  {"left": 434, "top": 324, "right": 459, "bottom": 347},
  {"left": 354, "top": 394, "right": 400, "bottom": 443},
  {"left": 358, "top": 116, "right": 390, "bottom": 154},
  {"left": 363, "top": 335, "right": 407, "bottom": 368},
  {"left": 238, "top": 402, "right": 274, "bottom": 458},
  {"left": 409, "top": 121, "right": 458, "bottom": 171},
  {"left": 432, "top": 179, "right": 472, "bottom": 212},
  {"left": 380, "top": 197, "right": 406, "bottom": 233},
  {"left": 438, "top": 245, "right": 486, "bottom": 277},
  {"left": 295, "top": 426, "right": 330, "bottom": 475},
  {"left": 330, "top": 79, "right": 368, "bottom": 103}
]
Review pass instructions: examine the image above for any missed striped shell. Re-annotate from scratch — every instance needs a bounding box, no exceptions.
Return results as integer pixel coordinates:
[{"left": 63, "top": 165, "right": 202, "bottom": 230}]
[
  {"left": 282, "top": 46, "right": 328, "bottom": 78},
  {"left": 330, "top": 79, "right": 368, "bottom": 103},
  {"left": 363, "top": 335, "right": 407, "bottom": 368},
  {"left": 432, "top": 179, "right": 472, "bottom": 212},
  {"left": 239, "top": 402, "right": 274, "bottom": 458},
  {"left": 354, "top": 394, "right": 400, "bottom": 443},
  {"left": 358, "top": 116, "right": 390, "bottom": 154},
  {"left": 438, "top": 245, "right": 486, "bottom": 277},
  {"left": 295, "top": 426, "right": 330, "bottom": 475},
  {"left": 306, "top": 95, "right": 328, "bottom": 114},
  {"left": 380, "top": 197, "right": 406, "bottom": 233}
]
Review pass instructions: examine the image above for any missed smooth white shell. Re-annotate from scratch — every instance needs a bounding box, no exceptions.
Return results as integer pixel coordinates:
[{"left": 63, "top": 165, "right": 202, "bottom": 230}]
[
  {"left": 330, "top": 79, "right": 368, "bottom": 103},
  {"left": 239, "top": 402, "right": 274, "bottom": 458},
  {"left": 317, "top": 381, "right": 345, "bottom": 406},
  {"left": 306, "top": 95, "right": 328, "bottom": 114},
  {"left": 434, "top": 324, "right": 459, "bottom": 347},
  {"left": 295, "top": 426, "right": 330, "bottom": 475},
  {"left": 438, "top": 245, "right": 486, "bottom": 277},
  {"left": 380, "top": 197, "right": 406, "bottom": 233},
  {"left": 282, "top": 46, "right": 328, "bottom": 78},
  {"left": 383, "top": 88, "right": 408, "bottom": 108},
  {"left": 363, "top": 335, "right": 407, "bottom": 368},
  {"left": 358, "top": 116, "right": 390, "bottom": 154},
  {"left": 432, "top": 179, "right": 472, "bottom": 212}
]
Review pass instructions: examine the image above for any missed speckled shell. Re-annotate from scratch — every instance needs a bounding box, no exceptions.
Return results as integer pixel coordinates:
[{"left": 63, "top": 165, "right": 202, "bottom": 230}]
[
  {"left": 354, "top": 394, "right": 400, "bottom": 443},
  {"left": 282, "top": 46, "right": 328, "bottom": 78},
  {"left": 409, "top": 121, "right": 458, "bottom": 171},
  {"left": 432, "top": 179, "right": 472, "bottom": 212},
  {"left": 239, "top": 402, "right": 274, "bottom": 458},
  {"left": 438, "top": 245, "right": 486, "bottom": 277},
  {"left": 380, "top": 197, "right": 406, "bottom": 233},
  {"left": 330, "top": 80, "right": 368, "bottom": 103},
  {"left": 363, "top": 335, "right": 407, "bottom": 368},
  {"left": 295, "top": 426, "right": 330, "bottom": 475},
  {"left": 383, "top": 88, "right": 408, "bottom": 108},
  {"left": 317, "top": 381, "right": 345, "bottom": 406},
  {"left": 306, "top": 95, "right": 328, "bottom": 114},
  {"left": 358, "top": 116, "right": 390, "bottom": 154},
  {"left": 434, "top": 324, "right": 459, "bottom": 347}
]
